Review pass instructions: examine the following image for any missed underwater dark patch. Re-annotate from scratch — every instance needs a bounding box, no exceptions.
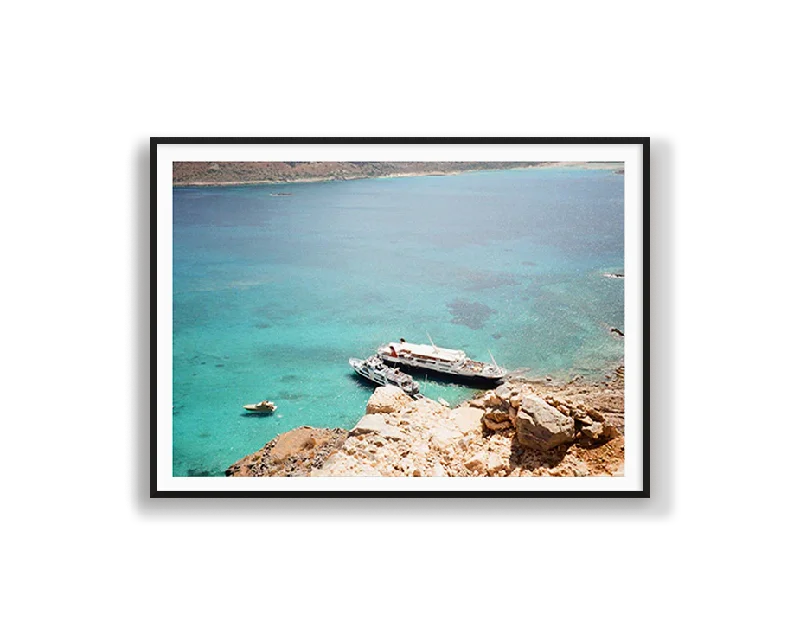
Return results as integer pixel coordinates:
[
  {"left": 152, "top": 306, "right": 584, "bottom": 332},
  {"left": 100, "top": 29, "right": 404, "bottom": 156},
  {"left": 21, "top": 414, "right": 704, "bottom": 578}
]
[
  {"left": 447, "top": 299, "right": 496, "bottom": 330},
  {"left": 187, "top": 468, "right": 213, "bottom": 477}
]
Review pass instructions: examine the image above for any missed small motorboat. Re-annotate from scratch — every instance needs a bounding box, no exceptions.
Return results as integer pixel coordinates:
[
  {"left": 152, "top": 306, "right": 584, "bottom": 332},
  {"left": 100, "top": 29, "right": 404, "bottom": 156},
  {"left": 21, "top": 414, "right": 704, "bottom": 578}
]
[{"left": 243, "top": 400, "right": 276, "bottom": 413}]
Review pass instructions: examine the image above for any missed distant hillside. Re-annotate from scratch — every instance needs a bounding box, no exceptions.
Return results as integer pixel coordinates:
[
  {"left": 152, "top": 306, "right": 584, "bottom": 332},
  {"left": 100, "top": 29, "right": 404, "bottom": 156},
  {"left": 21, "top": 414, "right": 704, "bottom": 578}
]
[{"left": 172, "top": 161, "right": 547, "bottom": 186}]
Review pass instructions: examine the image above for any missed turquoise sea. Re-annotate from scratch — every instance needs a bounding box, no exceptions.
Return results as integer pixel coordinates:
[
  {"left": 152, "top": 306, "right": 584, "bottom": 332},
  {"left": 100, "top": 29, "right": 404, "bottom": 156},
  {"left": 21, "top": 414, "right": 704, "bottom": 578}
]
[{"left": 172, "top": 168, "right": 624, "bottom": 476}]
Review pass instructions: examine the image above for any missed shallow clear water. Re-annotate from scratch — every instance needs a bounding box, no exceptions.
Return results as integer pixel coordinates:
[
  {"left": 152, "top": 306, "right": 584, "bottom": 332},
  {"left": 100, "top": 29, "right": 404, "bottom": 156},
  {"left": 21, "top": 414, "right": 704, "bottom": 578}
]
[{"left": 172, "top": 168, "right": 624, "bottom": 476}]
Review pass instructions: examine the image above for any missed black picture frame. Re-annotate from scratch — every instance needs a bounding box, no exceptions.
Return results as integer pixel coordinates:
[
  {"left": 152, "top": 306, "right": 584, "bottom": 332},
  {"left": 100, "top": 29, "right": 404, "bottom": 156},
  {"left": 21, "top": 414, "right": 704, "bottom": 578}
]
[{"left": 142, "top": 128, "right": 663, "bottom": 508}]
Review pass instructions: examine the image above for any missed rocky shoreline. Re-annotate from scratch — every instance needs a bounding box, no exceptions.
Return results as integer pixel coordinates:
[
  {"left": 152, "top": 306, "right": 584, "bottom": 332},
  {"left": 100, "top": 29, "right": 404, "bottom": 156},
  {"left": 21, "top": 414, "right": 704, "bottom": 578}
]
[{"left": 226, "top": 366, "right": 624, "bottom": 478}]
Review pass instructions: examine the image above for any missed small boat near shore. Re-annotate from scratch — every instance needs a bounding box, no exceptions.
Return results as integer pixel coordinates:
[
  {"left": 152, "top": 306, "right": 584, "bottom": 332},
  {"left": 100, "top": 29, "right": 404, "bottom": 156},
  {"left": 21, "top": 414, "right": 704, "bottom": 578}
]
[
  {"left": 243, "top": 400, "right": 276, "bottom": 413},
  {"left": 377, "top": 337, "right": 506, "bottom": 385},
  {"left": 349, "top": 355, "right": 420, "bottom": 396}
]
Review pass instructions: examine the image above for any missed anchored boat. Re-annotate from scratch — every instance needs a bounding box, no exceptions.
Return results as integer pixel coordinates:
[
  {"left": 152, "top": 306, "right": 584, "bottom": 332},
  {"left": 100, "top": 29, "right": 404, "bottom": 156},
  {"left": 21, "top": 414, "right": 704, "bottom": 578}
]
[
  {"left": 349, "top": 355, "right": 420, "bottom": 396},
  {"left": 243, "top": 400, "right": 276, "bottom": 413},
  {"left": 377, "top": 337, "right": 506, "bottom": 385}
]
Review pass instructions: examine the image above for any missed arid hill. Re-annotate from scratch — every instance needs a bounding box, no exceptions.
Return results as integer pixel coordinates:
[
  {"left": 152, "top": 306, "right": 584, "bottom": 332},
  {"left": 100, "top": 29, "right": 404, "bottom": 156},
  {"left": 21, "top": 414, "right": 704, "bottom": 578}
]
[{"left": 172, "top": 161, "right": 546, "bottom": 186}]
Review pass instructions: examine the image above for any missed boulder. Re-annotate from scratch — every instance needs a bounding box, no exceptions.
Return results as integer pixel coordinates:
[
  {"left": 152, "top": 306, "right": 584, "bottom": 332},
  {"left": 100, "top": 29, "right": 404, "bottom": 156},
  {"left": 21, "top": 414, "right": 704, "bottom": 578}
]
[
  {"left": 366, "top": 386, "right": 412, "bottom": 414},
  {"left": 579, "top": 419, "right": 618, "bottom": 442},
  {"left": 450, "top": 406, "right": 484, "bottom": 435},
  {"left": 580, "top": 420, "right": 604, "bottom": 440},
  {"left": 483, "top": 409, "right": 510, "bottom": 423},
  {"left": 586, "top": 407, "right": 605, "bottom": 423},
  {"left": 515, "top": 393, "right": 576, "bottom": 450},
  {"left": 495, "top": 384, "right": 513, "bottom": 403},
  {"left": 350, "top": 413, "right": 405, "bottom": 440},
  {"left": 484, "top": 419, "right": 512, "bottom": 432},
  {"left": 483, "top": 391, "right": 503, "bottom": 408},
  {"left": 574, "top": 413, "right": 593, "bottom": 427}
]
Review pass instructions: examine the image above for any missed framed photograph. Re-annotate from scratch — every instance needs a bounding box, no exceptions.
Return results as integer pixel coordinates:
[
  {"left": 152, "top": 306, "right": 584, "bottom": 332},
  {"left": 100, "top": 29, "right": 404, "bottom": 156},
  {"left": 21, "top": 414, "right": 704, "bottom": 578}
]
[{"left": 152, "top": 137, "right": 649, "bottom": 497}]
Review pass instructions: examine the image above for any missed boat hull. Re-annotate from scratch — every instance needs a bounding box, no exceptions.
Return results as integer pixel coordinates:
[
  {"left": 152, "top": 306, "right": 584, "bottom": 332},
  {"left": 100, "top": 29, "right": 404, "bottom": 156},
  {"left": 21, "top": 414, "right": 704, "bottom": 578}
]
[
  {"left": 381, "top": 360, "right": 503, "bottom": 388},
  {"left": 349, "top": 357, "right": 420, "bottom": 396}
]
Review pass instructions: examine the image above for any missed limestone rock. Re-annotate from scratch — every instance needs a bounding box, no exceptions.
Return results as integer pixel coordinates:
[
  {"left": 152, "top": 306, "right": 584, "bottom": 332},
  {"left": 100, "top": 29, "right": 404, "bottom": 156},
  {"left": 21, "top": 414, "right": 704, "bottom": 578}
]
[
  {"left": 414, "top": 440, "right": 430, "bottom": 457},
  {"left": 483, "top": 391, "right": 503, "bottom": 408},
  {"left": 495, "top": 384, "right": 513, "bottom": 403},
  {"left": 574, "top": 413, "right": 593, "bottom": 427},
  {"left": 366, "top": 386, "right": 412, "bottom": 414},
  {"left": 602, "top": 423, "right": 620, "bottom": 440},
  {"left": 319, "top": 452, "right": 385, "bottom": 476},
  {"left": 576, "top": 416, "right": 618, "bottom": 442},
  {"left": 483, "top": 409, "right": 510, "bottom": 423},
  {"left": 486, "top": 452, "right": 505, "bottom": 474},
  {"left": 580, "top": 420, "right": 604, "bottom": 440},
  {"left": 586, "top": 407, "right": 605, "bottom": 422},
  {"left": 350, "top": 413, "right": 405, "bottom": 440},
  {"left": 484, "top": 419, "right": 512, "bottom": 431},
  {"left": 515, "top": 393, "right": 576, "bottom": 450},
  {"left": 428, "top": 422, "right": 464, "bottom": 450},
  {"left": 450, "top": 406, "right": 484, "bottom": 435},
  {"left": 431, "top": 463, "right": 447, "bottom": 477},
  {"left": 465, "top": 452, "right": 487, "bottom": 474}
]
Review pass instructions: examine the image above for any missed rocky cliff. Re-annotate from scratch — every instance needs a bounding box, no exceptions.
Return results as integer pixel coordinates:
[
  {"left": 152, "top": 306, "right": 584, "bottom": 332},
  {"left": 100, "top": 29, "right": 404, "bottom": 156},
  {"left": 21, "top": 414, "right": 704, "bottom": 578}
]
[{"left": 227, "top": 369, "right": 625, "bottom": 478}]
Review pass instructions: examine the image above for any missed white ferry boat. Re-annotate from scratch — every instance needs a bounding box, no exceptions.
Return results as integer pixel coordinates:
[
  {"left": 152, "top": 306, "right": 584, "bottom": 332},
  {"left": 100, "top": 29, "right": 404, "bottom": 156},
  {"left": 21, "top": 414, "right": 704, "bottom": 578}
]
[
  {"left": 349, "top": 355, "right": 421, "bottom": 396},
  {"left": 377, "top": 338, "right": 506, "bottom": 384}
]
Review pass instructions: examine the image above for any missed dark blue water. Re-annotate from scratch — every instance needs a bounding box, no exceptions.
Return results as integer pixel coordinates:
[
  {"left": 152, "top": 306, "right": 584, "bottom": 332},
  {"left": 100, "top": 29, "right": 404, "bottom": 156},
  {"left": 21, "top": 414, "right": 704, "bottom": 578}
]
[{"left": 173, "top": 168, "right": 624, "bottom": 476}]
